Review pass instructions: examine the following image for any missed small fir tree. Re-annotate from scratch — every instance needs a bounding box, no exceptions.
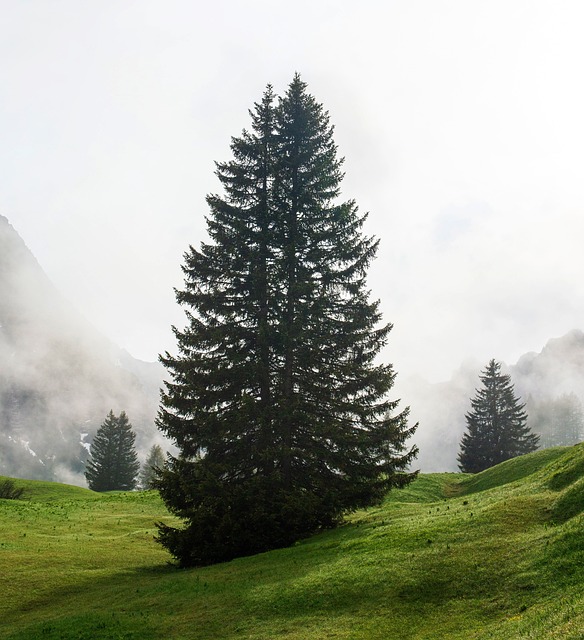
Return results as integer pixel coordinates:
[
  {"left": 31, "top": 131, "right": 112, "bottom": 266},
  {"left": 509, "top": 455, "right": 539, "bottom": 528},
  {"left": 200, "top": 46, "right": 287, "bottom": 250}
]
[
  {"left": 139, "top": 444, "right": 166, "bottom": 489},
  {"left": 85, "top": 410, "right": 140, "bottom": 491},
  {"left": 458, "top": 359, "right": 539, "bottom": 473},
  {"left": 156, "top": 75, "right": 418, "bottom": 567}
]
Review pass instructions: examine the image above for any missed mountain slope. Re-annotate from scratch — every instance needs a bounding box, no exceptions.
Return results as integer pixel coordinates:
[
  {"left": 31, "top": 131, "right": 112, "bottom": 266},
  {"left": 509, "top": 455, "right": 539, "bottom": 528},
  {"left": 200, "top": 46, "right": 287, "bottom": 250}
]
[
  {"left": 0, "top": 215, "right": 164, "bottom": 483},
  {"left": 1, "top": 445, "right": 583, "bottom": 639}
]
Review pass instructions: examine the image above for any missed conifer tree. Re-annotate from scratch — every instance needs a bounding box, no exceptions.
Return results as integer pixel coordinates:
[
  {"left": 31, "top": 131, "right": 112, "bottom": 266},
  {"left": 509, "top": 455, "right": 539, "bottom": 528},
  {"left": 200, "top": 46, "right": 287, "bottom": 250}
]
[
  {"left": 458, "top": 360, "right": 539, "bottom": 473},
  {"left": 85, "top": 410, "right": 140, "bottom": 491},
  {"left": 140, "top": 444, "right": 166, "bottom": 489},
  {"left": 156, "top": 75, "right": 418, "bottom": 567}
]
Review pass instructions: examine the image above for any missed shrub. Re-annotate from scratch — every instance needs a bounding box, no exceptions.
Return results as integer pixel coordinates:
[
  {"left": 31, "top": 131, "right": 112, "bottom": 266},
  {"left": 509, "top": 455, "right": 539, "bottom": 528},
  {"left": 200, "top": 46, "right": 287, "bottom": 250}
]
[{"left": 0, "top": 479, "right": 26, "bottom": 500}]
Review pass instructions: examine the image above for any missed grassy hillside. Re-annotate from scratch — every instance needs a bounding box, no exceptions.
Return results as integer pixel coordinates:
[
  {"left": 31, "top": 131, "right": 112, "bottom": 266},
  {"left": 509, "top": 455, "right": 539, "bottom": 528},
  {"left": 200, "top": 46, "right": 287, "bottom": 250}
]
[{"left": 1, "top": 445, "right": 583, "bottom": 639}]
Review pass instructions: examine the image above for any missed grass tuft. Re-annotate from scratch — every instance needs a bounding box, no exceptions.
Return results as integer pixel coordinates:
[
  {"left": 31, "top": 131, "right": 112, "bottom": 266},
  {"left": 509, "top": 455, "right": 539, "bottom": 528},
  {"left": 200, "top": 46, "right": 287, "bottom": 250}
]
[{"left": 0, "top": 479, "right": 26, "bottom": 500}]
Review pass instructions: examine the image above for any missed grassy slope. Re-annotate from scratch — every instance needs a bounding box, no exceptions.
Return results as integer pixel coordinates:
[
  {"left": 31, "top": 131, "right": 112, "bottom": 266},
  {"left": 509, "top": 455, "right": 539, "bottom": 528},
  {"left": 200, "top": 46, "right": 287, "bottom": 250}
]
[{"left": 1, "top": 446, "right": 583, "bottom": 639}]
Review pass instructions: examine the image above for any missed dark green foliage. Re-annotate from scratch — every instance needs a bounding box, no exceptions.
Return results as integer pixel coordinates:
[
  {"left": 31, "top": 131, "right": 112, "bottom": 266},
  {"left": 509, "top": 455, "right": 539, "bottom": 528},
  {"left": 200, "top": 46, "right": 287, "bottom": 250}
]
[
  {"left": 458, "top": 359, "right": 539, "bottom": 473},
  {"left": 85, "top": 410, "right": 140, "bottom": 491},
  {"left": 139, "top": 444, "right": 166, "bottom": 489},
  {"left": 0, "top": 478, "right": 25, "bottom": 499},
  {"left": 157, "top": 75, "right": 418, "bottom": 567}
]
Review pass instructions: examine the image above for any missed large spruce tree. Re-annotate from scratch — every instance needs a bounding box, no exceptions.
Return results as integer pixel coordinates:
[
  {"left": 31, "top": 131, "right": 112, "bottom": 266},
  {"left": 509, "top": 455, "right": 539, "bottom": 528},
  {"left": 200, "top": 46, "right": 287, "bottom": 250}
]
[
  {"left": 458, "top": 359, "right": 539, "bottom": 473},
  {"left": 85, "top": 410, "right": 140, "bottom": 491},
  {"left": 156, "top": 75, "right": 418, "bottom": 567}
]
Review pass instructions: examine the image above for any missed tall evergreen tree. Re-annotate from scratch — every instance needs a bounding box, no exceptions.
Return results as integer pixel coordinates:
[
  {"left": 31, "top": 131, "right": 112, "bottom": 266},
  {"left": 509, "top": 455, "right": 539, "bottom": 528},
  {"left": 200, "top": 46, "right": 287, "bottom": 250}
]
[
  {"left": 458, "top": 360, "right": 539, "bottom": 473},
  {"left": 85, "top": 410, "right": 140, "bottom": 491},
  {"left": 157, "top": 75, "right": 418, "bottom": 567},
  {"left": 139, "top": 444, "right": 166, "bottom": 489}
]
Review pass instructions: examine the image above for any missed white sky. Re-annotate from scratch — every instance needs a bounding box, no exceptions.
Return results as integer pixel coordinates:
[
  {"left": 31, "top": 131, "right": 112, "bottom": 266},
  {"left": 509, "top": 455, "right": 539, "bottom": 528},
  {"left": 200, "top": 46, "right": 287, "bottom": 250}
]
[{"left": 2, "top": 0, "right": 584, "bottom": 383}]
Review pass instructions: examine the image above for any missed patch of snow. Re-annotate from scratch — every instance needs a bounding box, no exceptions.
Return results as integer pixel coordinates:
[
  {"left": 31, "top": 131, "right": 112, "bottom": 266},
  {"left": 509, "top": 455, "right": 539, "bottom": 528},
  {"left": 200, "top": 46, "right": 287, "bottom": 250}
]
[
  {"left": 80, "top": 432, "right": 91, "bottom": 453},
  {"left": 21, "top": 440, "right": 45, "bottom": 464},
  {"left": 23, "top": 441, "right": 37, "bottom": 457}
]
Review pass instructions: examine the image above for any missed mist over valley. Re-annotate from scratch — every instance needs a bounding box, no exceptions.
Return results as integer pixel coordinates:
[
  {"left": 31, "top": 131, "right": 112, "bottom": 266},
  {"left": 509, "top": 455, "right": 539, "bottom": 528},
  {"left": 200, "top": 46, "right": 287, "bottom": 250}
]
[
  {"left": 0, "top": 215, "right": 164, "bottom": 484},
  {"left": 1, "top": 214, "right": 582, "bottom": 484}
]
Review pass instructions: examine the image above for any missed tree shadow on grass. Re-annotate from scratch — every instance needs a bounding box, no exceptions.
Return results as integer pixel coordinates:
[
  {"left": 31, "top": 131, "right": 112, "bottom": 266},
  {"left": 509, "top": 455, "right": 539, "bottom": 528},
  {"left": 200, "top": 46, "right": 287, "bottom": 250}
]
[{"left": 2, "top": 512, "right": 534, "bottom": 640}]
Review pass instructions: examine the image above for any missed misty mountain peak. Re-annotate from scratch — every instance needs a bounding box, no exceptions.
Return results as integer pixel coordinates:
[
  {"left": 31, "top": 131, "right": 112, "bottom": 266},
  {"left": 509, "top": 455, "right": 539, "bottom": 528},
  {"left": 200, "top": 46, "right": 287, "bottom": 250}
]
[
  {"left": 0, "top": 217, "right": 163, "bottom": 484},
  {"left": 541, "top": 329, "right": 584, "bottom": 360}
]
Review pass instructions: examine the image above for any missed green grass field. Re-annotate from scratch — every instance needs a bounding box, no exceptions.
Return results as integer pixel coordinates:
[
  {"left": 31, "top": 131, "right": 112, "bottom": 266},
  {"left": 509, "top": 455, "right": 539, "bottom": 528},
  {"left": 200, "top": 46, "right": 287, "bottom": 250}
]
[{"left": 1, "top": 444, "right": 584, "bottom": 639}]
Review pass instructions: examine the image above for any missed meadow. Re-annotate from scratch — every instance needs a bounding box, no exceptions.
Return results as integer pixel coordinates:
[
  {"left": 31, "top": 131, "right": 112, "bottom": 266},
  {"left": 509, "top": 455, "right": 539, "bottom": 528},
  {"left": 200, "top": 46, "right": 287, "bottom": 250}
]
[{"left": 1, "top": 444, "right": 583, "bottom": 639}]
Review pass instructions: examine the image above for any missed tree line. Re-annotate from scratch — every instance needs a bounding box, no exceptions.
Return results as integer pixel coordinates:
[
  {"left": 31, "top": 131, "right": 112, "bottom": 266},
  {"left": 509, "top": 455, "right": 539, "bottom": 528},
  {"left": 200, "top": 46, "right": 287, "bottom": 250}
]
[{"left": 85, "top": 359, "right": 581, "bottom": 493}]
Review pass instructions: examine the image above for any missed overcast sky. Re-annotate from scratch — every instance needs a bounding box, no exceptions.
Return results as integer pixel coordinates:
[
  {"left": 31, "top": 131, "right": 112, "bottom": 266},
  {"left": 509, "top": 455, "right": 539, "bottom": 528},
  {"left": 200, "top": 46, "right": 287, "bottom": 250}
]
[{"left": 2, "top": 0, "right": 584, "bottom": 383}]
